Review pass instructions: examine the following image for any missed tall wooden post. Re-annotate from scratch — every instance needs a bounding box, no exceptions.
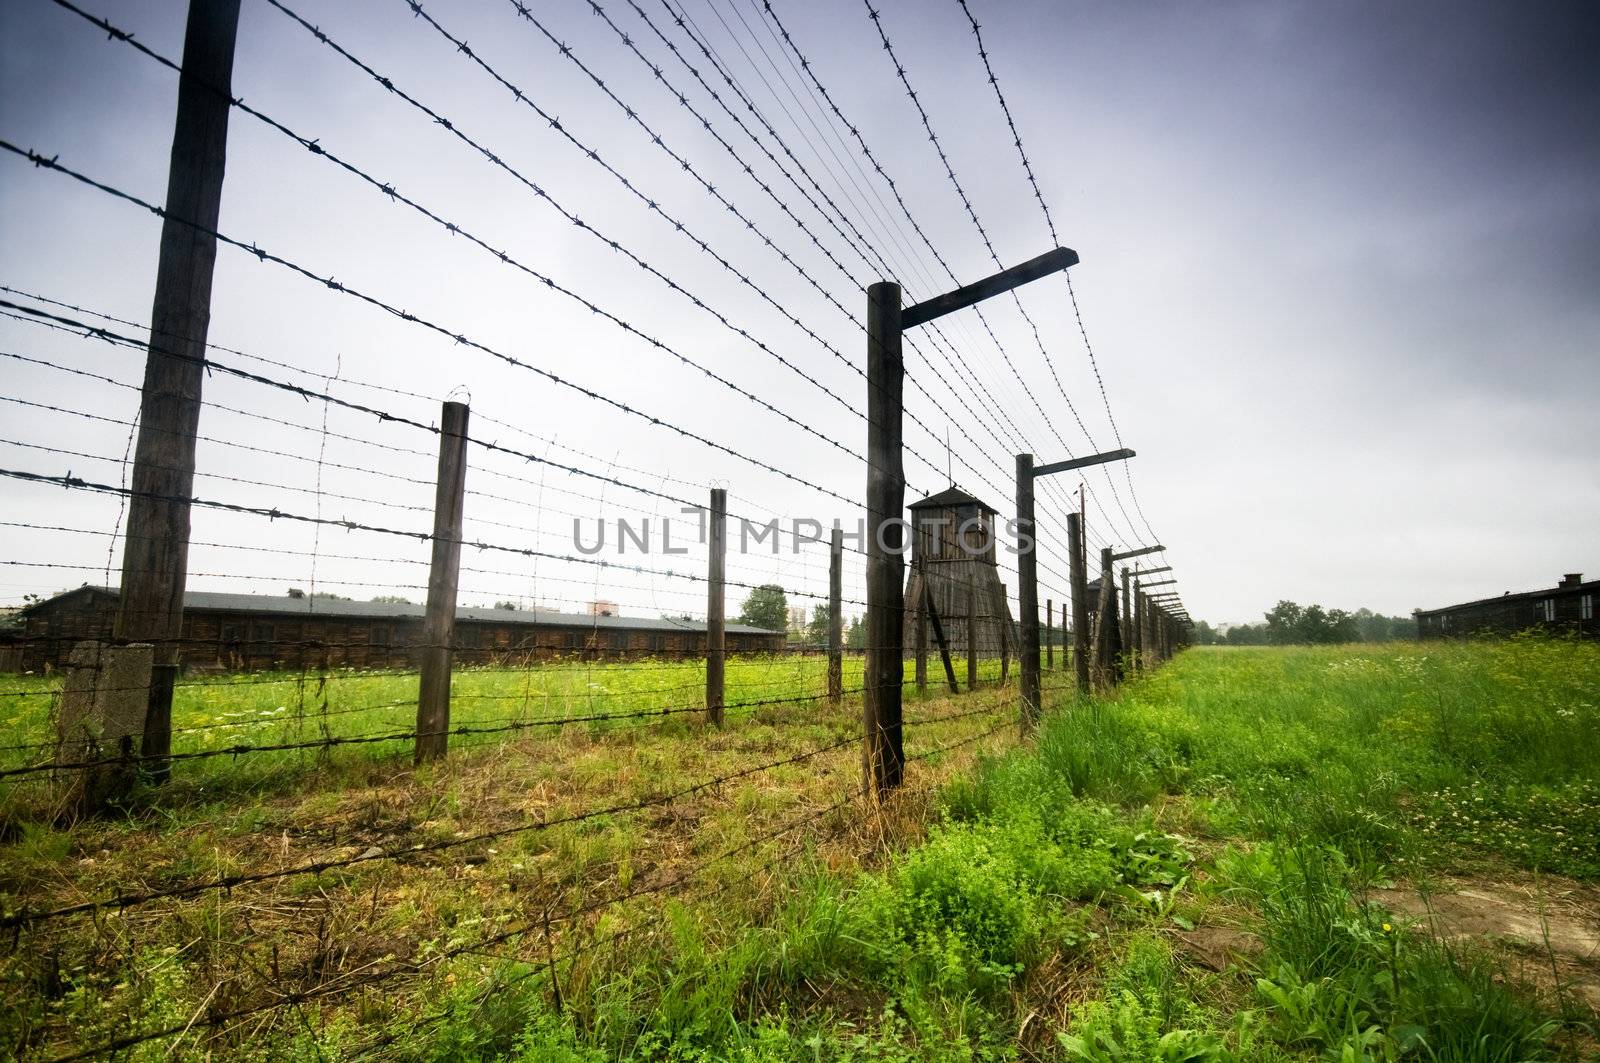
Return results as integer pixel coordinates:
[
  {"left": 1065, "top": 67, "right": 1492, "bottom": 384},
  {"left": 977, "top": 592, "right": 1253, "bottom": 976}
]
[
  {"left": 1046, "top": 599, "right": 1054, "bottom": 670},
  {"left": 1016, "top": 453, "right": 1040, "bottom": 729},
  {"left": 706, "top": 487, "right": 727, "bottom": 726},
  {"left": 415, "top": 400, "right": 469, "bottom": 763},
  {"left": 1066, "top": 512, "right": 1090, "bottom": 694},
  {"left": 1092, "top": 547, "right": 1115, "bottom": 688},
  {"left": 913, "top": 559, "right": 929, "bottom": 692},
  {"left": 965, "top": 564, "right": 979, "bottom": 690},
  {"left": 1132, "top": 584, "right": 1144, "bottom": 670},
  {"left": 113, "top": 0, "right": 243, "bottom": 784},
  {"left": 1143, "top": 592, "right": 1157, "bottom": 665},
  {"left": 1120, "top": 568, "right": 1132, "bottom": 674},
  {"left": 864, "top": 282, "right": 905, "bottom": 794},
  {"left": 827, "top": 525, "right": 843, "bottom": 705},
  {"left": 998, "top": 582, "right": 1010, "bottom": 683}
]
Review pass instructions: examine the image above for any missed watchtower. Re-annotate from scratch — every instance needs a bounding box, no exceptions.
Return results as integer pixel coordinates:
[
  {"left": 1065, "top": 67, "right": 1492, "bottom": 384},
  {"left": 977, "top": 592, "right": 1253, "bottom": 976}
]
[{"left": 903, "top": 487, "right": 1016, "bottom": 672}]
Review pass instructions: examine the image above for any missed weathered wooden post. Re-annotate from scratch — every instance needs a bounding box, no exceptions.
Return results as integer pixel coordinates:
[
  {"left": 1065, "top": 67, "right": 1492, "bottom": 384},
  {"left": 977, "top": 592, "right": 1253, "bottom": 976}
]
[
  {"left": 415, "top": 400, "right": 469, "bottom": 763},
  {"left": 1132, "top": 584, "right": 1145, "bottom": 670},
  {"left": 913, "top": 558, "right": 929, "bottom": 692},
  {"left": 112, "top": 0, "right": 242, "bottom": 788},
  {"left": 1015, "top": 453, "right": 1040, "bottom": 729},
  {"left": 827, "top": 525, "right": 843, "bottom": 705},
  {"left": 965, "top": 565, "right": 979, "bottom": 691},
  {"left": 706, "top": 486, "right": 727, "bottom": 726},
  {"left": 864, "top": 248, "right": 1081, "bottom": 774},
  {"left": 1066, "top": 512, "right": 1091, "bottom": 694},
  {"left": 56, "top": 642, "right": 153, "bottom": 816},
  {"left": 1046, "top": 598, "right": 1054, "bottom": 670},
  {"left": 864, "top": 281, "right": 906, "bottom": 793},
  {"left": 1120, "top": 567, "right": 1132, "bottom": 674},
  {"left": 998, "top": 582, "right": 1010, "bottom": 683}
]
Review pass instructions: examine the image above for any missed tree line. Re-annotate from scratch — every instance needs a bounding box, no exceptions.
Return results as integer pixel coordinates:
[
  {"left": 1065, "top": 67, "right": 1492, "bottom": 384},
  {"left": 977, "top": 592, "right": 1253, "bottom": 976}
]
[{"left": 1193, "top": 601, "right": 1415, "bottom": 646}]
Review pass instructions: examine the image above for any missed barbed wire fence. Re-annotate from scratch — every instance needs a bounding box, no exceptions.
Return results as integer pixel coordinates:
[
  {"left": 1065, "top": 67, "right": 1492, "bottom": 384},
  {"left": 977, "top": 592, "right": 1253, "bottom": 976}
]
[{"left": 0, "top": 0, "right": 1191, "bottom": 1055}]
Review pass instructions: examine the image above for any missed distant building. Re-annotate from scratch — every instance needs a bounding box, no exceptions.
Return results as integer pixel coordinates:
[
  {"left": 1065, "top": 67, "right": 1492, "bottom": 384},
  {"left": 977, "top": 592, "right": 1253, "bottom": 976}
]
[
  {"left": 588, "top": 600, "right": 619, "bottom": 617},
  {"left": 1416, "top": 573, "right": 1598, "bottom": 640},
  {"left": 10, "top": 586, "right": 785, "bottom": 673}
]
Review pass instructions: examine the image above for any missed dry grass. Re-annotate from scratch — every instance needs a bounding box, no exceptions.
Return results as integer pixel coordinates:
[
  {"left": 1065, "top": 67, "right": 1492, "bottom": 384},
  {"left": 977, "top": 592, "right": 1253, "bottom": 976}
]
[{"left": 0, "top": 673, "right": 1024, "bottom": 1059}]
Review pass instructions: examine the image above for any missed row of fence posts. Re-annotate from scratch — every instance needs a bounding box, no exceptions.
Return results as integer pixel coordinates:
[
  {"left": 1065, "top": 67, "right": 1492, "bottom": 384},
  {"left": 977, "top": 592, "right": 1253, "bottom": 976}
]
[
  {"left": 53, "top": 1, "right": 1186, "bottom": 811},
  {"left": 859, "top": 264, "right": 1192, "bottom": 799}
]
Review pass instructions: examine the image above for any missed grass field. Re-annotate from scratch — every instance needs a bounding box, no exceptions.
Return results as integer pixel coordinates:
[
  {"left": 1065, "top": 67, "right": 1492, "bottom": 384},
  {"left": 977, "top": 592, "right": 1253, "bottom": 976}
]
[{"left": 1, "top": 638, "right": 1597, "bottom": 1059}]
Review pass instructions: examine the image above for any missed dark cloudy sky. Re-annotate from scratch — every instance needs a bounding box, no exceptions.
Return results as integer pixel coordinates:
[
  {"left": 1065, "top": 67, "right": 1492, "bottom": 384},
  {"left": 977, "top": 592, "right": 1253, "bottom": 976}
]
[{"left": 1, "top": 0, "right": 1596, "bottom": 625}]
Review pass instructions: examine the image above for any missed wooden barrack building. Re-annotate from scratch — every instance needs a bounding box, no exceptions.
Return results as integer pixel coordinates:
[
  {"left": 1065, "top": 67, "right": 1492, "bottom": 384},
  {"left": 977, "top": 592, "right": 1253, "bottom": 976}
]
[
  {"left": 8, "top": 586, "right": 785, "bottom": 673},
  {"left": 1416, "top": 572, "right": 1598, "bottom": 640}
]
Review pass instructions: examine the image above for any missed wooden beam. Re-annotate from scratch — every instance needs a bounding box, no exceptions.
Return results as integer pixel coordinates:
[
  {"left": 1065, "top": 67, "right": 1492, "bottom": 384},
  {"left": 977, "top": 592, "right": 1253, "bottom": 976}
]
[
  {"left": 1112, "top": 545, "right": 1164, "bottom": 561},
  {"left": 924, "top": 580, "right": 960, "bottom": 694},
  {"left": 1131, "top": 566, "right": 1172, "bottom": 577},
  {"left": 1142, "top": 578, "right": 1177, "bottom": 588},
  {"left": 901, "top": 247, "right": 1078, "bottom": 329},
  {"left": 1033, "top": 447, "right": 1135, "bottom": 479}
]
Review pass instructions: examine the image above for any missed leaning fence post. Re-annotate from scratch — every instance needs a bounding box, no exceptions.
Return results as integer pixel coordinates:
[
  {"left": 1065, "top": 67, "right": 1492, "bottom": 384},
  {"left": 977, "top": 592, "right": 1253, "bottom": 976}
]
[
  {"left": 706, "top": 487, "right": 727, "bottom": 726},
  {"left": 415, "top": 400, "right": 469, "bottom": 764},
  {"left": 828, "top": 525, "right": 843, "bottom": 705},
  {"left": 113, "top": 0, "right": 244, "bottom": 790}
]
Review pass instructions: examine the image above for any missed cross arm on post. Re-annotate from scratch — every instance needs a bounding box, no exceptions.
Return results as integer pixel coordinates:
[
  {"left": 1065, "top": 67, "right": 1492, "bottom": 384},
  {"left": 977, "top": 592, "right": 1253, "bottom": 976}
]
[
  {"left": 1130, "top": 565, "right": 1172, "bottom": 577},
  {"left": 1033, "top": 447, "right": 1135, "bottom": 479},
  {"left": 1141, "top": 579, "right": 1178, "bottom": 588},
  {"left": 1112, "top": 545, "right": 1164, "bottom": 561},
  {"left": 900, "top": 247, "right": 1078, "bottom": 329}
]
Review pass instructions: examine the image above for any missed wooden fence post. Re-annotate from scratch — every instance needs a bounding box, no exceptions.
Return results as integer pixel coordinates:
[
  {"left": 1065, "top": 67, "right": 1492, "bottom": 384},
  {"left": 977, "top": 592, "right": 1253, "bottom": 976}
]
[
  {"left": 828, "top": 525, "right": 843, "bottom": 705},
  {"left": 1132, "top": 584, "right": 1144, "bottom": 671},
  {"left": 1046, "top": 598, "right": 1054, "bottom": 671},
  {"left": 1120, "top": 567, "right": 1132, "bottom": 675},
  {"left": 997, "top": 582, "right": 1010, "bottom": 683},
  {"left": 864, "top": 281, "right": 905, "bottom": 794},
  {"left": 1066, "top": 512, "right": 1090, "bottom": 694},
  {"left": 706, "top": 487, "right": 727, "bottom": 726},
  {"left": 965, "top": 565, "right": 979, "bottom": 690},
  {"left": 112, "top": 0, "right": 243, "bottom": 788},
  {"left": 913, "top": 559, "right": 928, "bottom": 692},
  {"left": 1015, "top": 454, "right": 1040, "bottom": 730},
  {"left": 415, "top": 400, "right": 469, "bottom": 763}
]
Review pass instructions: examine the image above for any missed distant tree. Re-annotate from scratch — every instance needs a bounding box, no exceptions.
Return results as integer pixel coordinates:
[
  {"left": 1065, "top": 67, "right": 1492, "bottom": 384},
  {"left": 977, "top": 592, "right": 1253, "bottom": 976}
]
[
  {"left": 1225, "top": 622, "right": 1267, "bottom": 645},
  {"left": 804, "top": 603, "right": 832, "bottom": 649},
  {"left": 1353, "top": 607, "right": 1416, "bottom": 642},
  {"left": 370, "top": 595, "right": 412, "bottom": 604},
  {"left": 1264, "top": 600, "right": 1303, "bottom": 644},
  {"left": 1192, "top": 619, "right": 1219, "bottom": 645},
  {"left": 737, "top": 584, "right": 789, "bottom": 631},
  {"left": 846, "top": 614, "right": 866, "bottom": 650},
  {"left": 660, "top": 611, "right": 694, "bottom": 622},
  {"left": 494, "top": 600, "right": 518, "bottom": 610},
  {"left": 311, "top": 591, "right": 350, "bottom": 601}
]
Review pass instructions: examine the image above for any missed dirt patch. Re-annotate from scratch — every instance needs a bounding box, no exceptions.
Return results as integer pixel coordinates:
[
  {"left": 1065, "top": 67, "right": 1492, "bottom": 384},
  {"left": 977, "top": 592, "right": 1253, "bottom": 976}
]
[
  {"left": 1174, "top": 925, "right": 1264, "bottom": 972},
  {"left": 1368, "top": 872, "right": 1600, "bottom": 1013}
]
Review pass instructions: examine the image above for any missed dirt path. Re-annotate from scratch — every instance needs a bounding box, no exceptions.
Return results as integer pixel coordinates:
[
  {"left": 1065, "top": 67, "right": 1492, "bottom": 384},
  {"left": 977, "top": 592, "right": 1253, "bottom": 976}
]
[{"left": 1370, "top": 873, "right": 1600, "bottom": 1012}]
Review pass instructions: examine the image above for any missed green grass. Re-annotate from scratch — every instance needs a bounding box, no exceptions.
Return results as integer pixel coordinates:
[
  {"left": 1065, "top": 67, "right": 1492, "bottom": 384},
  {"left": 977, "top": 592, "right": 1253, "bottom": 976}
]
[{"left": 2, "top": 638, "right": 1596, "bottom": 1059}]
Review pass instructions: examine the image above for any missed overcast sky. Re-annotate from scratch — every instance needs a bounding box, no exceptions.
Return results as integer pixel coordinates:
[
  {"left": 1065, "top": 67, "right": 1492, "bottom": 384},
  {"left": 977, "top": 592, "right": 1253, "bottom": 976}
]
[{"left": 1, "top": 0, "right": 1596, "bottom": 626}]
